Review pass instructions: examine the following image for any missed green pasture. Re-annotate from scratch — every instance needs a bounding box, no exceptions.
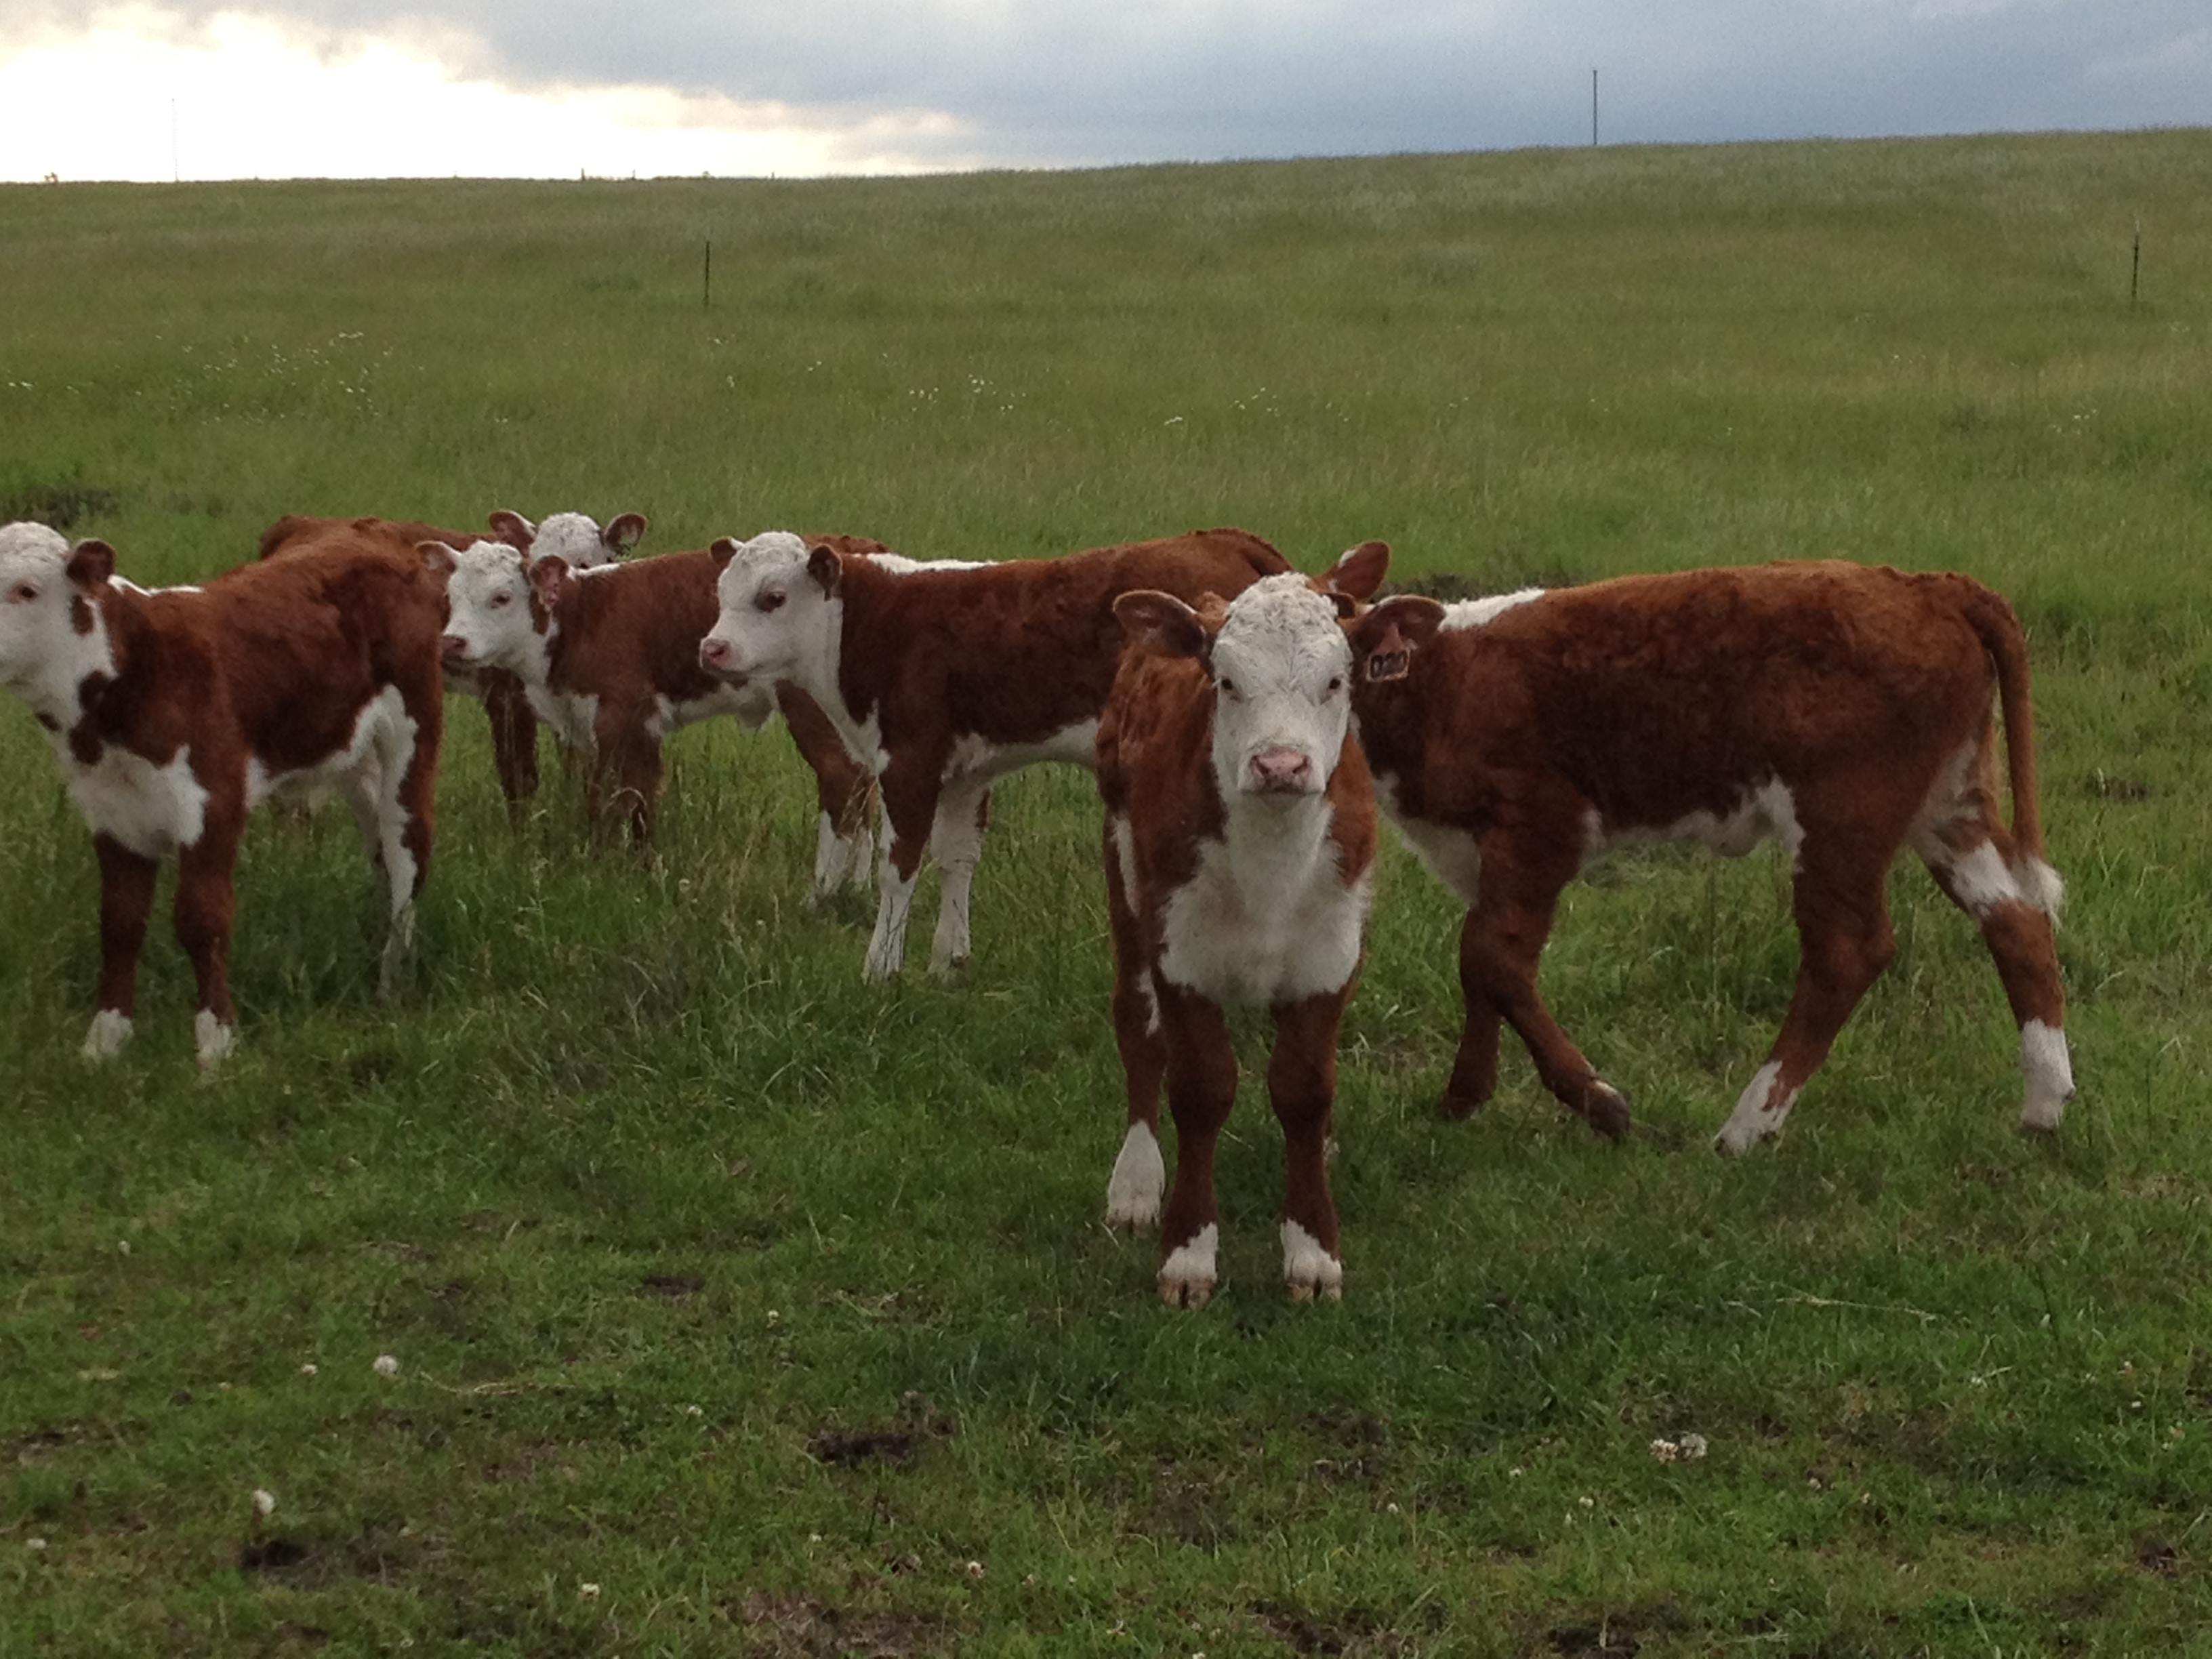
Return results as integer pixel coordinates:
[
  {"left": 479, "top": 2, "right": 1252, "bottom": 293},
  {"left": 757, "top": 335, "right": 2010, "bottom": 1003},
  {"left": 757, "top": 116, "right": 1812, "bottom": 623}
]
[{"left": 5, "top": 128, "right": 2212, "bottom": 1654}]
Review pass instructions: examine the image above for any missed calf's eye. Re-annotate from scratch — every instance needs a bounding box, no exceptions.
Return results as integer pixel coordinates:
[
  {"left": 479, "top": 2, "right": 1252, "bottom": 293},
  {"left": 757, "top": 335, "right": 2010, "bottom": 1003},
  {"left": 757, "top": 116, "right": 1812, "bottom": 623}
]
[
  {"left": 1326, "top": 675, "right": 1344, "bottom": 693},
  {"left": 7, "top": 583, "right": 36, "bottom": 604},
  {"left": 758, "top": 589, "right": 787, "bottom": 613}
]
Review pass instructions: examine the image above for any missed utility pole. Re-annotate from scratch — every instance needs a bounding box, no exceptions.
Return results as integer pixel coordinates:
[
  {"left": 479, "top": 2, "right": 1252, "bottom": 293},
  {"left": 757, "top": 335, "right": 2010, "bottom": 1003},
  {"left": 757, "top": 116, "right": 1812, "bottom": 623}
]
[
  {"left": 172, "top": 98, "right": 180, "bottom": 182},
  {"left": 1592, "top": 69, "right": 1599, "bottom": 146}
]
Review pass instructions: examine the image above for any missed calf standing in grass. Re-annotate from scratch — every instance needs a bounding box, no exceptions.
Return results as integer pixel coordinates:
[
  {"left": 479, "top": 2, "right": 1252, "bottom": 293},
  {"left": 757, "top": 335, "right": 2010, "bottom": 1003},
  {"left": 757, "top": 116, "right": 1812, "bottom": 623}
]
[
  {"left": 699, "top": 528, "right": 1353, "bottom": 981},
  {"left": 0, "top": 521, "right": 444, "bottom": 1065},
  {"left": 1099, "top": 557, "right": 1391, "bottom": 1308},
  {"left": 434, "top": 531, "right": 882, "bottom": 883},
  {"left": 1347, "top": 559, "right": 2073, "bottom": 1153},
  {"left": 260, "top": 509, "right": 640, "bottom": 806}
]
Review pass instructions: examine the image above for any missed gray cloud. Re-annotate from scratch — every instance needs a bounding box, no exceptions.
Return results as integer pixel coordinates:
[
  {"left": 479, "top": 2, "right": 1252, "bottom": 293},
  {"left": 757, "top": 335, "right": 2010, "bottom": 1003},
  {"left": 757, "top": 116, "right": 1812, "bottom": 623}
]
[{"left": 10, "top": 0, "right": 2204, "bottom": 166}]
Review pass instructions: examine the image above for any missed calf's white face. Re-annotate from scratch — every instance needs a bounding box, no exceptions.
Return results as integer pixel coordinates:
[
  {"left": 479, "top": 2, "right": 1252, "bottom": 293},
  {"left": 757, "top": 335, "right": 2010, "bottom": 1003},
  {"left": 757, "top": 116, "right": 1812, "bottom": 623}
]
[
  {"left": 1122, "top": 573, "right": 1355, "bottom": 802},
  {"left": 0, "top": 521, "right": 114, "bottom": 723},
  {"left": 701, "top": 531, "right": 840, "bottom": 691},
  {"left": 529, "top": 510, "right": 643, "bottom": 570},
  {"left": 436, "top": 540, "right": 543, "bottom": 672}
]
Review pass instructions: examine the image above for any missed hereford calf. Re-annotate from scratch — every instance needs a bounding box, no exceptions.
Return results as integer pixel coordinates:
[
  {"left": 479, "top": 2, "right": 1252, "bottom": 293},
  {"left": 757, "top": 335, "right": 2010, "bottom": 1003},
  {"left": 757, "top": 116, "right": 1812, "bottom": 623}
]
[
  {"left": 434, "top": 533, "right": 881, "bottom": 880},
  {"left": 1347, "top": 559, "right": 2073, "bottom": 1153},
  {"left": 699, "top": 528, "right": 1359, "bottom": 981},
  {"left": 1099, "top": 565, "right": 1385, "bottom": 1307},
  {"left": 0, "top": 520, "right": 444, "bottom": 1064},
  {"left": 259, "top": 508, "right": 639, "bottom": 805}
]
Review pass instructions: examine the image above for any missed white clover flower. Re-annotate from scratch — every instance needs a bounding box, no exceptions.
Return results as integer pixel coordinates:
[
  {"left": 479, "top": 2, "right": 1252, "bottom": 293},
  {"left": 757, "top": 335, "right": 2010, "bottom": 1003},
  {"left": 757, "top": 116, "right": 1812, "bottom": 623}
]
[
  {"left": 1650, "top": 1439, "right": 1680, "bottom": 1462},
  {"left": 373, "top": 1354, "right": 401, "bottom": 1377},
  {"left": 966, "top": 1560, "right": 985, "bottom": 1580},
  {"left": 1678, "top": 1433, "right": 1708, "bottom": 1461},
  {"left": 252, "top": 1488, "right": 276, "bottom": 1518},
  {"left": 300, "top": 1363, "right": 318, "bottom": 1377},
  {"left": 579, "top": 1582, "right": 600, "bottom": 1602}
]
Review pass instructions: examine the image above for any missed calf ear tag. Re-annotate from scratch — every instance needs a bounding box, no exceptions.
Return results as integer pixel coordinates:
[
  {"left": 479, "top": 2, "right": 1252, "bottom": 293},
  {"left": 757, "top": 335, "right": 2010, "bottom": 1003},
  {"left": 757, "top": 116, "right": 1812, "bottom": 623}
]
[{"left": 1366, "top": 621, "right": 1410, "bottom": 682}]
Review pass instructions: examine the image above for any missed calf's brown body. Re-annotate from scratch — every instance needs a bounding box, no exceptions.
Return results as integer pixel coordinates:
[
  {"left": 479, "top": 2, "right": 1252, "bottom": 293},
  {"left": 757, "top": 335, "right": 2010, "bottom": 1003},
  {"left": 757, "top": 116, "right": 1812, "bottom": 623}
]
[{"left": 1351, "top": 559, "right": 2072, "bottom": 1152}]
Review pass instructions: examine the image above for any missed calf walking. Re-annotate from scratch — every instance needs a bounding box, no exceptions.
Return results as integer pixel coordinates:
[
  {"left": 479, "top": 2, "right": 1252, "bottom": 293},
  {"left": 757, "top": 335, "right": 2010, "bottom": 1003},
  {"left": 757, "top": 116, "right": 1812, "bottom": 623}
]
[{"left": 1348, "top": 559, "right": 2073, "bottom": 1152}]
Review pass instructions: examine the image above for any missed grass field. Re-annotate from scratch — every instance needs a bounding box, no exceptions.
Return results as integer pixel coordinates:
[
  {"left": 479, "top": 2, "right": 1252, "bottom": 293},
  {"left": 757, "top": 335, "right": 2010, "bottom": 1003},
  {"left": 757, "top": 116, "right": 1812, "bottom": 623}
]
[{"left": 5, "top": 127, "right": 2212, "bottom": 1655}]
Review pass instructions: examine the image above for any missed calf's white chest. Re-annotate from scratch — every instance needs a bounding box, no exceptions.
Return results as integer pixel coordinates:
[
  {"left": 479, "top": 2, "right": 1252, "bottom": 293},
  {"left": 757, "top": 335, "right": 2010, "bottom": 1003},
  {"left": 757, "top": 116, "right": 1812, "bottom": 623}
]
[
  {"left": 1158, "top": 800, "right": 1370, "bottom": 1008},
  {"left": 60, "top": 742, "right": 209, "bottom": 857}
]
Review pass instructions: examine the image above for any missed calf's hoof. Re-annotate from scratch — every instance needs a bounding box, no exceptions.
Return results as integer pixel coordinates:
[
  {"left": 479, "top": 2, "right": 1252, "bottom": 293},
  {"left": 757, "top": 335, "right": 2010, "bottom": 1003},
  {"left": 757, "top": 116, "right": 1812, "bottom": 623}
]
[
  {"left": 1159, "top": 1275, "right": 1216, "bottom": 1310},
  {"left": 81, "top": 1009, "right": 134, "bottom": 1062},
  {"left": 1282, "top": 1221, "right": 1344, "bottom": 1303},
  {"left": 1436, "top": 1090, "right": 1487, "bottom": 1122},
  {"left": 194, "top": 1010, "right": 236, "bottom": 1070},
  {"left": 1104, "top": 1125, "right": 1165, "bottom": 1233},
  {"left": 1582, "top": 1082, "right": 1632, "bottom": 1141},
  {"left": 1156, "top": 1224, "right": 1218, "bottom": 1309}
]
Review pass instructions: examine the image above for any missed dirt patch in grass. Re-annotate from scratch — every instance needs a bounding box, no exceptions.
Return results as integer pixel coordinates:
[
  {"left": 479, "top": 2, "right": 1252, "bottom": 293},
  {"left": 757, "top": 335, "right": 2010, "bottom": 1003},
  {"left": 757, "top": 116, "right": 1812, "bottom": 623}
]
[
  {"left": 239, "top": 1536, "right": 310, "bottom": 1574},
  {"left": 810, "top": 1427, "right": 916, "bottom": 1467},
  {"left": 737, "top": 1591, "right": 949, "bottom": 1657}
]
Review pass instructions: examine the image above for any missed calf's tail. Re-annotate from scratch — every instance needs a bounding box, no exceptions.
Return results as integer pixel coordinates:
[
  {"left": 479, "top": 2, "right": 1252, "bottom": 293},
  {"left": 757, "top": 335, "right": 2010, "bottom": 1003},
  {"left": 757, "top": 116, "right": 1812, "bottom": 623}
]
[{"left": 1947, "top": 575, "right": 2062, "bottom": 917}]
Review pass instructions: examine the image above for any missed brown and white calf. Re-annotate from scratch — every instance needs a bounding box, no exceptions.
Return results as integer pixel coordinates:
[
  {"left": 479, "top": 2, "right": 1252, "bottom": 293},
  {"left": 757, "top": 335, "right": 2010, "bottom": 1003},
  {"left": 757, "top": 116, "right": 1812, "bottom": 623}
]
[
  {"left": 1099, "top": 558, "right": 1390, "bottom": 1307},
  {"left": 0, "top": 520, "right": 444, "bottom": 1064},
  {"left": 1347, "top": 558, "right": 2073, "bottom": 1153},
  {"left": 699, "top": 527, "right": 1336, "bottom": 981},
  {"left": 434, "top": 533, "right": 882, "bottom": 881},
  {"left": 260, "top": 509, "right": 638, "bottom": 805}
]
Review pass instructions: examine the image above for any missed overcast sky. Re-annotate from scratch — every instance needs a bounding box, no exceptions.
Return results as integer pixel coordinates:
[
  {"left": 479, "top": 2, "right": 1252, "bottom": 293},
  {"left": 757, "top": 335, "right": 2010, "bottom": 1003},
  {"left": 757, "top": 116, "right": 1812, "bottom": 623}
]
[{"left": 1, "top": 0, "right": 2205, "bottom": 182}]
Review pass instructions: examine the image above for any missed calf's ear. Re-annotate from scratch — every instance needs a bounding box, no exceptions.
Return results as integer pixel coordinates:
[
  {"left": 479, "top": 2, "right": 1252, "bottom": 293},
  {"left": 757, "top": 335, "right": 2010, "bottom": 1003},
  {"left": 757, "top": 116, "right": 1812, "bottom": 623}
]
[
  {"left": 603, "top": 512, "right": 647, "bottom": 556},
  {"left": 709, "top": 536, "right": 739, "bottom": 571},
  {"left": 65, "top": 539, "right": 116, "bottom": 588},
  {"left": 1325, "top": 539, "right": 1391, "bottom": 604},
  {"left": 416, "top": 541, "right": 457, "bottom": 580},
  {"left": 529, "top": 554, "right": 573, "bottom": 611},
  {"left": 1113, "top": 590, "right": 1210, "bottom": 662},
  {"left": 806, "top": 543, "right": 844, "bottom": 598},
  {"left": 1349, "top": 594, "right": 1446, "bottom": 683},
  {"left": 486, "top": 509, "right": 536, "bottom": 550}
]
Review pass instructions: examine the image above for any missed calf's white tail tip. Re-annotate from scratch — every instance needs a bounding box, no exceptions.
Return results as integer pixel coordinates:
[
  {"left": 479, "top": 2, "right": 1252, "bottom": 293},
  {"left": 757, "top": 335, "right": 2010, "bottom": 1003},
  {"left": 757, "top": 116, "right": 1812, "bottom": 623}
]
[{"left": 2019, "top": 1019, "right": 2074, "bottom": 1134}]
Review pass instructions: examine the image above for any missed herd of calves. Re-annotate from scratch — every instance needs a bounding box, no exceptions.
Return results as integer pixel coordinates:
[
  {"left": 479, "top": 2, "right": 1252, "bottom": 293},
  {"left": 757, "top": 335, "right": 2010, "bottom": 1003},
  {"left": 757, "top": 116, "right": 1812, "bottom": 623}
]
[{"left": 0, "top": 508, "right": 2075, "bottom": 1306}]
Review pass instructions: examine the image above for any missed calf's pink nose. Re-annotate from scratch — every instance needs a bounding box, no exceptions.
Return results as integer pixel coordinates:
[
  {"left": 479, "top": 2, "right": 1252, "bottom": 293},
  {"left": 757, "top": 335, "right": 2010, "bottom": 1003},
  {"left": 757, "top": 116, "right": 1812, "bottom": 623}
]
[
  {"left": 1248, "top": 747, "right": 1313, "bottom": 792},
  {"left": 699, "top": 636, "right": 731, "bottom": 672},
  {"left": 440, "top": 633, "right": 468, "bottom": 659}
]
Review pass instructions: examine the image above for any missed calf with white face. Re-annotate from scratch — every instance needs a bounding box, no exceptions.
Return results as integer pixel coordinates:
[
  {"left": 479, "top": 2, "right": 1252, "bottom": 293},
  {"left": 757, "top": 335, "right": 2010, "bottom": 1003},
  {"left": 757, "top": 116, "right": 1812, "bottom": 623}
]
[
  {"left": 432, "top": 539, "right": 575, "bottom": 712},
  {"left": 487, "top": 508, "right": 645, "bottom": 571},
  {"left": 437, "top": 531, "right": 880, "bottom": 869},
  {"left": 0, "top": 520, "right": 445, "bottom": 1064},
  {"left": 1097, "top": 571, "right": 1382, "bottom": 1307},
  {"left": 700, "top": 526, "right": 1336, "bottom": 983}
]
